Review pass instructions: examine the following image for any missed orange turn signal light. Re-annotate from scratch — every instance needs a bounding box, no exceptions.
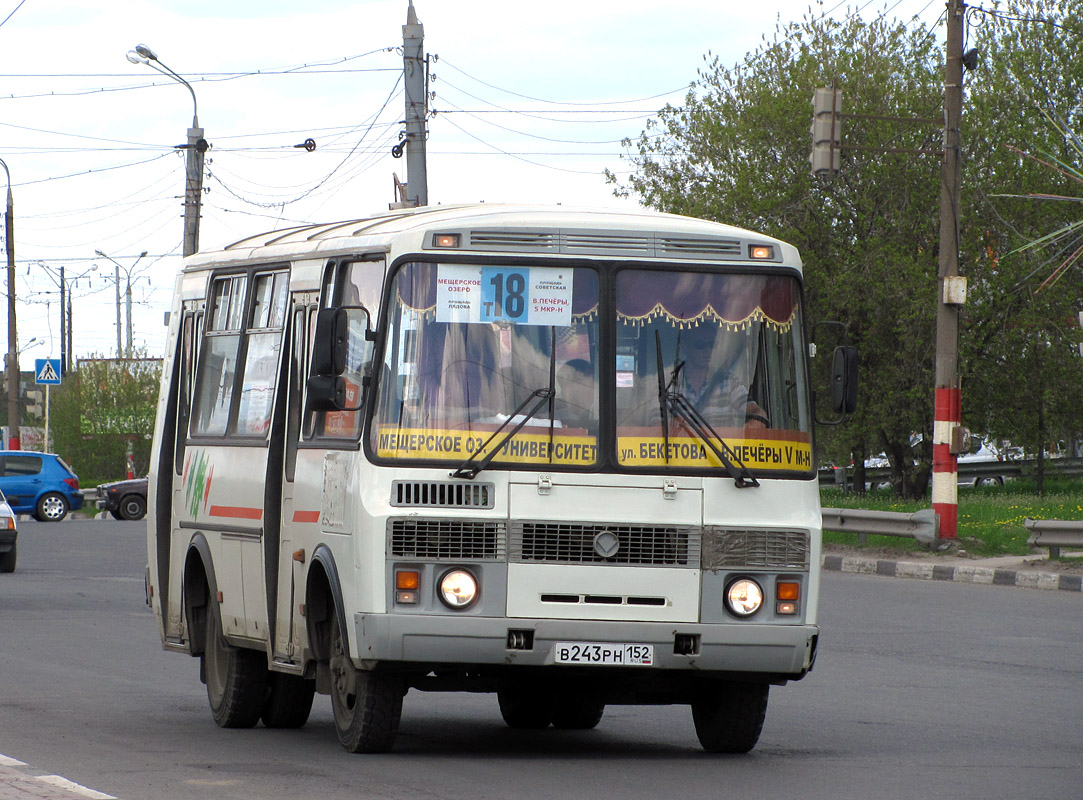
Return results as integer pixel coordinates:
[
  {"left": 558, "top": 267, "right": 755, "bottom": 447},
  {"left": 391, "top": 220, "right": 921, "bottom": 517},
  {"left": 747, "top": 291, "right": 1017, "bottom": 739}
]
[
  {"left": 396, "top": 571, "right": 420, "bottom": 590},
  {"left": 777, "top": 581, "right": 800, "bottom": 601},
  {"left": 749, "top": 244, "right": 774, "bottom": 260}
]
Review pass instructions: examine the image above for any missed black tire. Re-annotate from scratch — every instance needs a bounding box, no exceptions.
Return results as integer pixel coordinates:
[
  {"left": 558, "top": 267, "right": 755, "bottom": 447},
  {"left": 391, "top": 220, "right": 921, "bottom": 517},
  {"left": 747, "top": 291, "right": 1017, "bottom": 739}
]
[
  {"left": 109, "top": 510, "right": 124, "bottom": 521},
  {"left": 35, "top": 492, "right": 69, "bottom": 522},
  {"left": 329, "top": 616, "right": 402, "bottom": 753},
  {"left": 691, "top": 682, "right": 769, "bottom": 754},
  {"left": 497, "top": 688, "right": 552, "bottom": 729},
  {"left": 203, "top": 603, "right": 268, "bottom": 728},
  {"left": 551, "top": 693, "right": 605, "bottom": 730},
  {"left": 0, "top": 544, "right": 15, "bottom": 574},
  {"left": 118, "top": 494, "right": 147, "bottom": 521},
  {"left": 261, "top": 672, "right": 316, "bottom": 729}
]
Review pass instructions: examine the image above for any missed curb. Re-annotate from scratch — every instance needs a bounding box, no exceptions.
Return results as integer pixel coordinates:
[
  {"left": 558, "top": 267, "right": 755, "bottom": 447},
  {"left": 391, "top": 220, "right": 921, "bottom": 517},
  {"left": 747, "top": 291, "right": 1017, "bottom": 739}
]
[{"left": 822, "top": 554, "right": 1083, "bottom": 592}]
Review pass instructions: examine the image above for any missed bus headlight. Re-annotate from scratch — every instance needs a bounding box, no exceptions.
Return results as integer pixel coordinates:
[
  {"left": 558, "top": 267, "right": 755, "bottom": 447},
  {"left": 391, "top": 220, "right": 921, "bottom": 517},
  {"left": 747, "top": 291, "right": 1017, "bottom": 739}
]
[
  {"left": 725, "top": 578, "right": 763, "bottom": 617},
  {"left": 438, "top": 569, "right": 479, "bottom": 609}
]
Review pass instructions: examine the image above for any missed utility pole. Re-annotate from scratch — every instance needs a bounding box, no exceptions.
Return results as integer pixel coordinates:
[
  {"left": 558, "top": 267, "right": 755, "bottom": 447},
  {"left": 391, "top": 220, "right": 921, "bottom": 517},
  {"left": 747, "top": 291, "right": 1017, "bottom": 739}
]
[
  {"left": 932, "top": 0, "right": 967, "bottom": 540},
  {"left": 402, "top": 0, "right": 429, "bottom": 207},
  {"left": 1, "top": 158, "right": 19, "bottom": 450},
  {"left": 184, "top": 121, "right": 206, "bottom": 256},
  {"left": 59, "top": 265, "right": 66, "bottom": 373}
]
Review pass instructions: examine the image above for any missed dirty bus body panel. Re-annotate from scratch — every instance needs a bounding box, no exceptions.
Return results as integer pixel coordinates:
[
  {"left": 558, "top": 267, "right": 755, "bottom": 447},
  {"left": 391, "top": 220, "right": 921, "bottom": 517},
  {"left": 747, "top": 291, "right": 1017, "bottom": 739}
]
[{"left": 147, "top": 204, "right": 821, "bottom": 753}]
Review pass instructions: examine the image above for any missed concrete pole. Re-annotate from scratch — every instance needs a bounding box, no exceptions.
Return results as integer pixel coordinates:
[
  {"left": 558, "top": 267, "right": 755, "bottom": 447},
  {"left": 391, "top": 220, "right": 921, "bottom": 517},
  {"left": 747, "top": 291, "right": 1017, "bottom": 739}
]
[
  {"left": 932, "top": 0, "right": 965, "bottom": 540},
  {"left": 125, "top": 277, "right": 133, "bottom": 357},
  {"left": 59, "top": 265, "right": 66, "bottom": 374},
  {"left": 403, "top": 0, "right": 428, "bottom": 207},
  {"left": 115, "top": 264, "right": 122, "bottom": 358},
  {"left": 183, "top": 123, "right": 205, "bottom": 257},
  {"left": 2, "top": 159, "right": 19, "bottom": 449}
]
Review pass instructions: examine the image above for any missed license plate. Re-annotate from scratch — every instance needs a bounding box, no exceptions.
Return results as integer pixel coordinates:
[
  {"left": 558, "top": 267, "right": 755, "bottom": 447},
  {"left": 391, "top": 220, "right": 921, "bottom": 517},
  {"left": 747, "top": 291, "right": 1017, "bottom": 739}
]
[{"left": 554, "top": 642, "right": 654, "bottom": 666}]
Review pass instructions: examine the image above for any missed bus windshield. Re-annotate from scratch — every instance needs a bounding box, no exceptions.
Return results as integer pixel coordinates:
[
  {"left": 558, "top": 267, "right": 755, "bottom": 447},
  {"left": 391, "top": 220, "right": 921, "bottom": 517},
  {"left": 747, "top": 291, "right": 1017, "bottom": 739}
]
[{"left": 370, "top": 261, "right": 812, "bottom": 475}]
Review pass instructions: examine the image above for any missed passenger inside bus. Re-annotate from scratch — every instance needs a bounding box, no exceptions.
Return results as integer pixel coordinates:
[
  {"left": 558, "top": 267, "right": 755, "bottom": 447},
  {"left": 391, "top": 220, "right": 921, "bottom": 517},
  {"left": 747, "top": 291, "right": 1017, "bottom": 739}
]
[{"left": 676, "top": 324, "right": 767, "bottom": 430}]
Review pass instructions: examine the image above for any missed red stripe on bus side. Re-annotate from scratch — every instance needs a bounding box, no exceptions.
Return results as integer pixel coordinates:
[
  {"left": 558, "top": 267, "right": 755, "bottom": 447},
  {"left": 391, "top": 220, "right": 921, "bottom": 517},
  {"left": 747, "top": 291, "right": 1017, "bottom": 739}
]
[
  {"left": 209, "top": 505, "right": 263, "bottom": 520},
  {"left": 293, "top": 510, "right": 320, "bottom": 523}
]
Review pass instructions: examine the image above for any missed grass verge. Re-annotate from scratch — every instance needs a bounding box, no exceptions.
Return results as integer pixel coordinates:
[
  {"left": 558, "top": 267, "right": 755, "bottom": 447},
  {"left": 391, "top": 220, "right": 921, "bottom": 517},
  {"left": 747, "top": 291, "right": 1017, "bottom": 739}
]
[{"left": 821, "top": 477, "right": 1083, "bottom": 557}]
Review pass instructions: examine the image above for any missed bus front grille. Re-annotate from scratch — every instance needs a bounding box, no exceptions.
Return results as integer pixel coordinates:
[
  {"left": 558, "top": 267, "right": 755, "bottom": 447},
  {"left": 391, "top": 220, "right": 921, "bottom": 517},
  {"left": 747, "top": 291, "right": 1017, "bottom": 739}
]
[
  {"left": 388, "top": 518, "right": 507, "bottom": 561},
  {"left": 701, "top": 528, "right": 810, "bottom": 571},
  {"left": 510, "top": 522, "right": 698, "bottom": 567}
]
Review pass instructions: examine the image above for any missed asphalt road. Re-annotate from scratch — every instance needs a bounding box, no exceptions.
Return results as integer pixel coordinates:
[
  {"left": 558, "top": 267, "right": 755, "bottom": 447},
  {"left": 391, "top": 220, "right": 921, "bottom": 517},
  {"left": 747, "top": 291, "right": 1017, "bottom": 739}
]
[{"left": 1, "top": 519, "right": 1081, "bottom": 800}]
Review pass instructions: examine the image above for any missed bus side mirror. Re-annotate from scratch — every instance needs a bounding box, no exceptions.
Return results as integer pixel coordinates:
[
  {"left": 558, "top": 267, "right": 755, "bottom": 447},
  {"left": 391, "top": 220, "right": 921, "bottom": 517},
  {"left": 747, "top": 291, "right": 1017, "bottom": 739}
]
[
  {"left": 311, "top": 308, "right": 351, "bottom": 376},
  {"left": 306, "top": 374, "right": 348, "bottom": 411},
  {"left": 831, "top": 345, "right": 858, "bottom": 414}
]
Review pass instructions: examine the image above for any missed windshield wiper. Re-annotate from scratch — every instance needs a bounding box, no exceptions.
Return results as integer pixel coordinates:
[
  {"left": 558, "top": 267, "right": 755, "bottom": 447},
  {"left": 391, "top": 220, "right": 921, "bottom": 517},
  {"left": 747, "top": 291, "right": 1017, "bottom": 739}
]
[
  {"left": 452, "top": 328, "right": 559, "bottom": 481},
  {"left": 665, "top": 390, "right": 759, "bottom": 488},
  {"left": 450, "top": 387, "right": 554, "bottom": 480}
]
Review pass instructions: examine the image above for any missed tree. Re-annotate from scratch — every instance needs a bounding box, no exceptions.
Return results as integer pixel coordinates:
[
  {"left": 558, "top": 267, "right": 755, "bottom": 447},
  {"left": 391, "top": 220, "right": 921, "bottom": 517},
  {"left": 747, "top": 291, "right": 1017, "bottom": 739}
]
[
  {"left": 48, "top": 354, "right": 162, "bottom": 485},
  {"left": 609, "top": 8, "right": 944, "bottom": 497},
  {"left": 610, "top": 1, "right": 1083, "bottom": 497},
  {"left": 961, "top": 0, "right": 1083, "bottom": 492}
]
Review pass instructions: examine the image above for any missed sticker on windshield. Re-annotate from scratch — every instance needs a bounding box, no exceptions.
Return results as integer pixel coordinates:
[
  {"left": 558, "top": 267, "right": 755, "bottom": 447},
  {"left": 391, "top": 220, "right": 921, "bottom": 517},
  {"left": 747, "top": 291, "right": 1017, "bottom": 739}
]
[{"left": 436, "top": 265, "right": 572, "bottom": 326}]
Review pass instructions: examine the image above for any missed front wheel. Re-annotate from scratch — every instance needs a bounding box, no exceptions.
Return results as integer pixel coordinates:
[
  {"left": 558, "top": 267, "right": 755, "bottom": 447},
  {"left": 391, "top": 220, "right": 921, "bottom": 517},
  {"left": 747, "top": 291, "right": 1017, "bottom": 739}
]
[
  {"left": 497, "top": 688, "right": 552, "bottom": 729},
  {"left": 118, "top": 494, "right": 147, "bottom": 521},
  {"left": 203, "top": 603, "right": 268, "bottom": 728},
  {"left": 35, "top": 493, "right": 69, "bottom": 522},
  {"left": 329, "top": 616, "right": 402, "bottom": 753},
  {"left": 691, "top": 682, "right": 769, "bottom": 753},
  {"left": 551, "top": 693, "right": 604, "bottom": 730}
]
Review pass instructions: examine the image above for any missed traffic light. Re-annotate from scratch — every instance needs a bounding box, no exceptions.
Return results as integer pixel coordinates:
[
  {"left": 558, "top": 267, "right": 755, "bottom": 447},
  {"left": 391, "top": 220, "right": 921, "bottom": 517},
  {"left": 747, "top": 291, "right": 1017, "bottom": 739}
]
[
  {"left": 810, "top": 87, "right": 843, "bottom": 177},
  {"left": 25, "top": 389, "right": 43, "bottom": 418}
]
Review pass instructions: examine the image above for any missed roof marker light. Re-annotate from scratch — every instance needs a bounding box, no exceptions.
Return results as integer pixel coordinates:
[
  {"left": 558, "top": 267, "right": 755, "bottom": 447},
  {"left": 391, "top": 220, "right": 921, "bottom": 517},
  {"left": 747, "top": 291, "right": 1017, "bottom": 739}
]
[{"left": 433, "top": 233, "right": 461, "bottom": 248}]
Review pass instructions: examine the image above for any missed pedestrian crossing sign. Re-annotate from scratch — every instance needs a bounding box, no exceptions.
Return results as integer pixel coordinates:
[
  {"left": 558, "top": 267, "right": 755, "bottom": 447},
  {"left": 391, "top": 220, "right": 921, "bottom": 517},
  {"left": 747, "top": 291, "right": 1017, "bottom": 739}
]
[{"left": 35, "top": 358, "right": 62, "bottom": 385}]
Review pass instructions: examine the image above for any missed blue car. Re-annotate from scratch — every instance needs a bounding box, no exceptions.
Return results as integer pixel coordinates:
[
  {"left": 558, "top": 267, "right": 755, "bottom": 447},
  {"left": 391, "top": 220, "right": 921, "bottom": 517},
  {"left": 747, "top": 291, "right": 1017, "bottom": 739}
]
[{"left": 0, "top": 451, "right": 84, "bottom": 522}]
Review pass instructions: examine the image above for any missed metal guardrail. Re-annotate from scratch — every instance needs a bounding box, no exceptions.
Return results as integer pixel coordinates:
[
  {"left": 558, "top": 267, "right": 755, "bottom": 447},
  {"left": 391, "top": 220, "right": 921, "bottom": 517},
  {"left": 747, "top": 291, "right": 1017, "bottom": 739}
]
[
  {"left": 1024, "top": 517, "right": 1083, "bottom": 559},
  {"left": 820, "top": 456, "right": 1083, "bottom": 488},
  {"left": 822, "top": 507, "right": 939, "bottom": 547}
]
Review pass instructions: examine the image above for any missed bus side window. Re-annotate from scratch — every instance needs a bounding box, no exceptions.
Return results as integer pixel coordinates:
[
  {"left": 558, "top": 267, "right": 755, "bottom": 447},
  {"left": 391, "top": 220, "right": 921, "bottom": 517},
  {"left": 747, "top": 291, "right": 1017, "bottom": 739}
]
[
  {"left": 192, "top": 275, "right": 246, "bottom": 436},
  {"left": 174, "top": 311, "right": 197, "bottom": 475}
]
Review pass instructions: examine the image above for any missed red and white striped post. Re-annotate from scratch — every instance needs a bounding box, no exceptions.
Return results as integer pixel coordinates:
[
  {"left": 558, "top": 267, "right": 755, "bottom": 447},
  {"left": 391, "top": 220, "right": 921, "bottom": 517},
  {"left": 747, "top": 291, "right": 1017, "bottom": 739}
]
[{"left": 932, "top": 387, "right": 961, "bottom": 538}]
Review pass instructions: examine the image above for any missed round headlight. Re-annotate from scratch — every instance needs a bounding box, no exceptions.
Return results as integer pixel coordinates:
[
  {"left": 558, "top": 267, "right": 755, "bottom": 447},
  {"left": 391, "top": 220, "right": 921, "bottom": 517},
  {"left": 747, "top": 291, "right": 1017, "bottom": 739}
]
[
  {"left": 725, "top": 578, "right": 764, "bottom": 617},
  {"left": 438, "top": 569, "right": 479, "bottom": 609}
]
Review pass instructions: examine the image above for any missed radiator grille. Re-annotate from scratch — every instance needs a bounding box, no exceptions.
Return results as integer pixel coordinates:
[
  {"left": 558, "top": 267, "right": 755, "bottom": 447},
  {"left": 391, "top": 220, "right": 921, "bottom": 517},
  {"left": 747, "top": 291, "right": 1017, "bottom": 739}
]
[
  {"left": 510, "top": 522, "right": 698, "bottom": 566},
  {"left": 701, "top": 528, "right": 810, "bottom": 570},
  {"left": 388, "top": 518, "right": 506, "bottom": 561},
  {"left": 390, "top": 480, "right": 494, "bottom": 509}
]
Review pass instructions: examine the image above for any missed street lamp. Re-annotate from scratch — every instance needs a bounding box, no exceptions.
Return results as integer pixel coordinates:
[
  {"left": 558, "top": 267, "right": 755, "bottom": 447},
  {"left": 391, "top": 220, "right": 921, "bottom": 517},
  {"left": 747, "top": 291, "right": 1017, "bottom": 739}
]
[
  {"left": 94, "top": 250, "right": 147, "bottom": 358},
  {"left": 126, "top": 44, "right": 207, "bottom": 257},
  {"left": 0, "top": 157, "right": 19, "bottom": 449}
]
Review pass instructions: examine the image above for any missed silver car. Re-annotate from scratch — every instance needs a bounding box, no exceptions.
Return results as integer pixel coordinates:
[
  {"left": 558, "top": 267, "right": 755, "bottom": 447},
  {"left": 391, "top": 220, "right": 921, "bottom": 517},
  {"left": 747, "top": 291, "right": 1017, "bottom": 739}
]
[{"left": 0, "top": 488, "right": 18, "bottom": 573}]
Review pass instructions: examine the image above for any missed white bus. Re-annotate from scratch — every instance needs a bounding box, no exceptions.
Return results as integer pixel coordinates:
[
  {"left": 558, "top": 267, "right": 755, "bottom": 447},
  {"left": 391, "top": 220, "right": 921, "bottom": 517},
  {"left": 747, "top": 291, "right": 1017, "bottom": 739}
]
[{"left": 147, "top": 203, "right": 854, "bottom": 753}]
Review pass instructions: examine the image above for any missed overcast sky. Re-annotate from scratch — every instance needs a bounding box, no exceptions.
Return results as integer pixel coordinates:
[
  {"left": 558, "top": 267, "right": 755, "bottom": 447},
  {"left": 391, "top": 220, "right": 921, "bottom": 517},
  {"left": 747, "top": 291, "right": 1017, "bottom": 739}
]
[{"left": 0, "top": 0, "right": 946, "bottom": 362}]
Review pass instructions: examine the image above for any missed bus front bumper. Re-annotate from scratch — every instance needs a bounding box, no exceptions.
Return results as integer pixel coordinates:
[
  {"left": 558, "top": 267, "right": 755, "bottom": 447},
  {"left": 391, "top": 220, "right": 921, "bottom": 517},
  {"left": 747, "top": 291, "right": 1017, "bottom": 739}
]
[{"left": 352, "top": 613, "right": 817, "bottom": 677}]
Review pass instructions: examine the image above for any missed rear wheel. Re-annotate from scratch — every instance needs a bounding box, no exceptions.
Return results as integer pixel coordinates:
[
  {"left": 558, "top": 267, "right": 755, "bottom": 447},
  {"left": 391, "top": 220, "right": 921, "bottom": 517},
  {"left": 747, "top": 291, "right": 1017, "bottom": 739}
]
[
  {"left": 35, "top": 493, "right": 69, "bottom": 522},
  {"left": 203, "top": 603, "right": 268, "bottom": 728},
  {"left": 329, "top": 616, "right": 402, "bottom": 753},
  {"left": 261, "top": 672, "right": 315, "bottom": 728},
  {"left": 0, "top": 544, "right": 15, "bottom": 573},
  {"left": 691, "top": 682, "right": 769, "bottom": 753},
  {"left": 497, "top": 688, "right": 552, "bottom": 729}
]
